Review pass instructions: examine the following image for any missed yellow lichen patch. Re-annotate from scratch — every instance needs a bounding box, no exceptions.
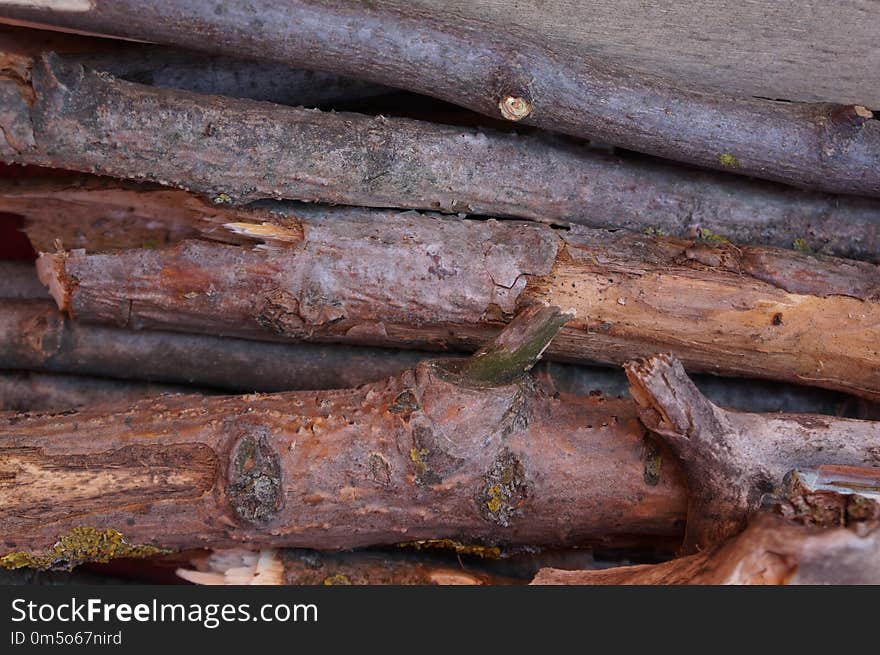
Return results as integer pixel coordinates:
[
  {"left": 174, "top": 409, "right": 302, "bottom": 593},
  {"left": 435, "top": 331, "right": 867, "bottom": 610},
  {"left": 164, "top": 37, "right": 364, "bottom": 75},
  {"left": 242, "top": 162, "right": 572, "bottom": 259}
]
[
  {"left": 0, "top": 527, "right": 168, "bottom": 571},
  {"left": 486, "top": 485, "right": 503, "bottom": 513},
  {"left": 323, "top": 573, "right": 352, "bottom": 585},
  {"left": 698, "top": 228, "right": 729, "bottom": 244},
  {"left": 409, "top": 447, "right": 428, "bottom": 475},
  {"left": 792, "top": 238, "right": 810, "bottom": 252},
  {"left": 398, "top": 539, "right": 501, "bottom": 559},
  {"left": 717, "top": 153, "right": 740, "bottom": 168}
]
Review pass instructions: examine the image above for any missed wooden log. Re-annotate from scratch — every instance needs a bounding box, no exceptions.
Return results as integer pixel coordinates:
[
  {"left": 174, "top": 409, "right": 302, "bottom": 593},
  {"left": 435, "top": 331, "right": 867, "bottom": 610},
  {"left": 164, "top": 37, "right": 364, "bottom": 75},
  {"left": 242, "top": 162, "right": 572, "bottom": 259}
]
[
  {"left": 0, "top": 306, "right": 690, "bottom": 567},
  {"left": 531, "top": 513, "right": 880, "bottom": 585},
  {"left": 533, "top": 465, "right": 880, "bottom": 584},
  {"left": 1, "top": 2, "right": 878, "bottom": 194},
  {"left": 36, "top": 202, "right": 880, "bottom": 400},
  {"left": 625, "top": 355, "right": 880, "bottom": 550},
  {"left": 1, "top": 49, "right": 878, "bottom": 258},
  {"left": 0, "top": 370, "right": 193, "bottom": 412},
  {"left": 0, "top": 299, "right": 428, "bottom": 393},
  {"left": 177, "top": 548, "right": 515, "bottom": 586}
]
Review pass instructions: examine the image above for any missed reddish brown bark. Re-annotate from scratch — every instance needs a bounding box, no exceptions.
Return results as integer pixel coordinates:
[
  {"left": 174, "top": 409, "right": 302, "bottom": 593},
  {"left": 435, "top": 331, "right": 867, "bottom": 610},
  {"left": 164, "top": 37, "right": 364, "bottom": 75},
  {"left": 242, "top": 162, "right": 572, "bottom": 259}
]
[
  {"left": 625, "top": 355, "right": 880, "bottom": 550},
  {"left": 0, "top": 48, "right": 877, "bottom": 259},
  {"left": 36, "top": 200, "right": 880, "bottom": 400},
  {"left": 1, "top": 1, "right": 878, "bottom": 195},
  {"left": 0, "top": 307, "right": 688, "bottom": 568}
]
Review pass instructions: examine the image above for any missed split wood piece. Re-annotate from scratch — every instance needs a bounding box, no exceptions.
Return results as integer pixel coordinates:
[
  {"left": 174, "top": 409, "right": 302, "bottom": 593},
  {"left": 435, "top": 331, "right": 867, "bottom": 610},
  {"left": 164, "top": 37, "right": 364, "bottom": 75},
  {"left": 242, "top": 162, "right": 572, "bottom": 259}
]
[
  {"left": 0, "top": 300, "right": 428, "bottom": 393},
  {"left": 531, "top": 513, "right": 880, "bottom": 585},
  {"left": 36, "top": 203, "right": 880, "bottom": 400},
  {"left": 0, "top": 23, "right": 391, "bottom": 108},
  {"left": 0, "top": 370, "right": 195, "bottom": 412},
  {"left": 625, "top": 354, "right": 880, "bottom": 551},
  {"left": 0, "top": 48, "right": 878, "bottom": 259},
  {"left": 1, "top": 2, "right": 878, "bottom": 195},
  {"left": 770, "top": 465, "right": 880, "bottom": 527},
  {"left": 177, "top": 548, "right": 515, "bottom": 586},
  {"left": 0, "top": 306, "right": 689, "bottom": 568}
]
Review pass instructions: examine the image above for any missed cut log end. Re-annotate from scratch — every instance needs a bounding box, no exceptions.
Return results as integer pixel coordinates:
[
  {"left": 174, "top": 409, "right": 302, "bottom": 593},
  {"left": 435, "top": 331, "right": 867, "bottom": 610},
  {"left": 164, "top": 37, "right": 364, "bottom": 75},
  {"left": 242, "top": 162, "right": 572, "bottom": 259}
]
[{"left": 35, "top": 251, "right": 70, "bottom": 312}]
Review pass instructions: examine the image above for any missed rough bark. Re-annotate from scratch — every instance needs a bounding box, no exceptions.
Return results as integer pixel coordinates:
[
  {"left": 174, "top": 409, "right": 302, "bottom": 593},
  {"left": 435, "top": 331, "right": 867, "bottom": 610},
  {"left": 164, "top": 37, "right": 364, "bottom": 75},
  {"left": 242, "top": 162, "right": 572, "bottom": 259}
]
[
  {"left": 625, "top": 354, "right": 880, "bottom": 551},
  {"left": 36, "top": 202, "right": 880, "bottom": 400},
  {"left": 1, "top": 2, "right": 878, "bottom": 194},
  {"left": 177, "top": 548, "right": 515, "bottom": 586},
  {"left": 0, "top": 299, "right": 428, "bottom": 393},
  {"left": 1, "top": 53, "right": 878, "bottom": 259},
  {"left": 0, "top": 370, "right": 195, "bottom": 412},
  {"left": 0, "top": 306, "right": 689, "bottom": 568},
  {"left": 531, "top": 513, "right": 880, "bottom": 585}
]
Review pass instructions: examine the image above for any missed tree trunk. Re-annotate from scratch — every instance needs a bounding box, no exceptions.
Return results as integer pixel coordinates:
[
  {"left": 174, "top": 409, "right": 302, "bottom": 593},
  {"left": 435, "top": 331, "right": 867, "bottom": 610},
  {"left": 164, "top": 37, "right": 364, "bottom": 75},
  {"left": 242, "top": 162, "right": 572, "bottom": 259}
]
[
  {"left": 1, "top": 1, "right": 878, "bottom": 194},
  {"left": 1, "top": 49, "right": 878, "bottom": 259},
  {"left": 36, "top": 201, "right": 880, "bottom": 400}
]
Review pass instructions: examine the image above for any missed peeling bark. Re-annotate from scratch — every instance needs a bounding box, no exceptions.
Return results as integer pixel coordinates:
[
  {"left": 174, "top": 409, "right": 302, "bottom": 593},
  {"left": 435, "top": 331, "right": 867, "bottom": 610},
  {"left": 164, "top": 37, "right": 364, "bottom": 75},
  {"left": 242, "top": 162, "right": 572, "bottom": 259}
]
[
  {"left": 0, "top": 51, "right": 878, "bottom": 259},
  {"left": 625, "top": 354, "right": 880, "bottom": 550},
  {"left": 1, "top": 1, "right": 878, "bottom": 194},
  {"left": 36, "top": 201, "right": 880, "bottom": 400},
  {"left": 531, "top": 513, "right": 880, "bottom": 584},
  {"left": 0, "top": 307, "right": 688, "bottom": 564}
]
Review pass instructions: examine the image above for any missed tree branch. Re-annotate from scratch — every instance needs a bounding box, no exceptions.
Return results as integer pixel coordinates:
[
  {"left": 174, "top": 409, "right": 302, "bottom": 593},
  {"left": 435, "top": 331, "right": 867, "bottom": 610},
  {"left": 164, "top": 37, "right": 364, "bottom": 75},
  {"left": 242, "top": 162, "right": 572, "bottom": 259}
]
[
  {"left": 625, "top": 354, "right": 880, "bottom": 550},
  {"left": 0, "top": 306, "right": 690, "bottom": 568},
  {"left": 34, "top": 197, "right": 880, "bottom": 400}
]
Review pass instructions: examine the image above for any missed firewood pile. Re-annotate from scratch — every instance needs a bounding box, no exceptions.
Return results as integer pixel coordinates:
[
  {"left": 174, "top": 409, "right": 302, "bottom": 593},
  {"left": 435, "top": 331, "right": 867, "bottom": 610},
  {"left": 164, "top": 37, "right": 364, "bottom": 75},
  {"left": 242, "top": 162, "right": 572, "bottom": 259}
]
[{"left": 0, "top": 2, "right": 877, "bottom": 586}]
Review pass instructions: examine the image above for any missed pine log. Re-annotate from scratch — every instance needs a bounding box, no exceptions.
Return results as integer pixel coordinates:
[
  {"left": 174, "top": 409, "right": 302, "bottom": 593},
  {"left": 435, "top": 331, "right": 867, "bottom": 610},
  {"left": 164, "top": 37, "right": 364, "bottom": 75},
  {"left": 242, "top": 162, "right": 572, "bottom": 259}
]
[
  {"left": 1, "top": 49, "right": 878, "bottom": 258},
  {"left": 625, "top": 355, "right": 880, "bottom": 550},
  {"left": 36, "top": 203, "right": 880, "bottom": 400},
  {"left": 0, "top": 306, "right": 690, "bottom": 567},
  {"left": 0, "top": 370, "right": 192, "bottom": 412},
  {"left": 177, "top": 548, "right": 515, "bottom": 586},
  {"left": 0, "top": 259, "right": 48, "bottom": 298},
  {"left": 1, "top": 2, "right": 878, "bottom": 194}
]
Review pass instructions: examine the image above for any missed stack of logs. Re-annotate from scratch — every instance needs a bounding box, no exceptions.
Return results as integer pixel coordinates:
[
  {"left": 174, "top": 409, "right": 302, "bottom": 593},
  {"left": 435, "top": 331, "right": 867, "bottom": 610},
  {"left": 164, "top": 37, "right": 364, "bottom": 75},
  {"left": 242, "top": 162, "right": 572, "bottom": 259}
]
[{"left": 0, "top": 3, "right": 878, "bottom": 585}]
